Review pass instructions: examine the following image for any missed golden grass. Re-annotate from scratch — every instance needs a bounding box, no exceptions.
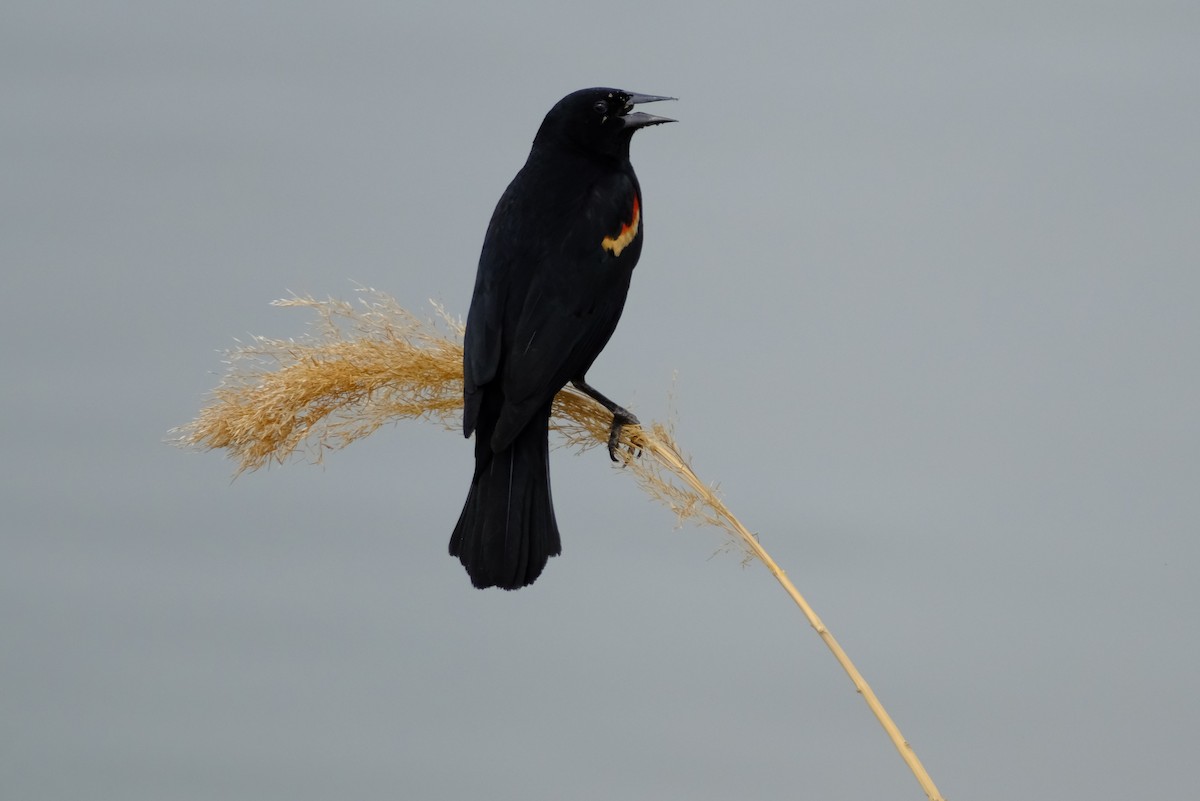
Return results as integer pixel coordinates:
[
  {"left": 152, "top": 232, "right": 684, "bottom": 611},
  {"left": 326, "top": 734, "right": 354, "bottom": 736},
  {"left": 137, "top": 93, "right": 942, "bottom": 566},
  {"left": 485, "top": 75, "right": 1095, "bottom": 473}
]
[
  {"left": 175, "top": 288, "right": 944, "bottom": 801},
  {"left": 174, "top": 289, "right": 754, "bottom": 553}
]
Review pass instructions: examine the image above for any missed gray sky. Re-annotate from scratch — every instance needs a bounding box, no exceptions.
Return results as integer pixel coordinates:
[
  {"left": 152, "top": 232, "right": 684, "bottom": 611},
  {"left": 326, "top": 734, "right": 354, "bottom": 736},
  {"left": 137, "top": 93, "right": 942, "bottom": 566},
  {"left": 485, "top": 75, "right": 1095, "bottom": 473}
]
[{"left": 4, "top": 2, "right": 1199, "bottom": 799}]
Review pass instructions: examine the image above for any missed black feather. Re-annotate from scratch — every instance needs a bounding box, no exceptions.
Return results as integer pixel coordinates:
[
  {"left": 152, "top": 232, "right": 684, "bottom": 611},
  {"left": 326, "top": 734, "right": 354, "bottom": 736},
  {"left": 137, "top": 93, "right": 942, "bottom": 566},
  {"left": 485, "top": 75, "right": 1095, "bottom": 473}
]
[{"left": 451, "top": 87, "right": 672, "bottom": 589}]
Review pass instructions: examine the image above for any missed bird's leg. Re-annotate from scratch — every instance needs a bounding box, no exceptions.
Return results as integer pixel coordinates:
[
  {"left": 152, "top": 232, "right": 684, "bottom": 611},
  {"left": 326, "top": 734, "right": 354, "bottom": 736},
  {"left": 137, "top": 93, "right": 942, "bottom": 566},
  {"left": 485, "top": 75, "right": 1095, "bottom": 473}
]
[{"left": 571, "top": 378, "right": 640, "bottom": 462}]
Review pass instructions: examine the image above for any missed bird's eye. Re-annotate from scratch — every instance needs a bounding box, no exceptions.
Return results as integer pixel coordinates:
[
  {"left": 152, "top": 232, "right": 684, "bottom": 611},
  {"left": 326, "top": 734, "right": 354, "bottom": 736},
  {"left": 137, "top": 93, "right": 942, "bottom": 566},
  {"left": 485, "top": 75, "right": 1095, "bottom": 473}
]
[{"left": 592, "top": 100, "right": 608, "bottom": 115}]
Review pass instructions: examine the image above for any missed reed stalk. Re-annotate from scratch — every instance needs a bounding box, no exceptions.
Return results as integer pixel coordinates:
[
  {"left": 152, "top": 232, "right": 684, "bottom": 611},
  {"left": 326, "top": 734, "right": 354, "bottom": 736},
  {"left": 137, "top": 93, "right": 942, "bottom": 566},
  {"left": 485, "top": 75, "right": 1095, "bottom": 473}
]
[{"left": 175, "top": 289, "right": 945, "bottom": 800}]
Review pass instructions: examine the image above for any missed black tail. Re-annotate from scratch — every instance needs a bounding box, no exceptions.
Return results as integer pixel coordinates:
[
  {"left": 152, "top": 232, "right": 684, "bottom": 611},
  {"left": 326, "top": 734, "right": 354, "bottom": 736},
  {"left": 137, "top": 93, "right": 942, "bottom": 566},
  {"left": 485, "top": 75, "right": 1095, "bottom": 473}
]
[{"left": 449, "top": 404, "right": 561, "bottom": 590}]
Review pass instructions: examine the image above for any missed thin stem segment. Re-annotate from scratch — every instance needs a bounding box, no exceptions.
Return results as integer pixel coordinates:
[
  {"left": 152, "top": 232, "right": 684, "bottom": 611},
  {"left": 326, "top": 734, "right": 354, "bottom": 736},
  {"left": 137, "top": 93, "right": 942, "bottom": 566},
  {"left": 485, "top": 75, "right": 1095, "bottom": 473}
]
[{"left": 625, "top": 428, "right": 946, "bottom": 801}]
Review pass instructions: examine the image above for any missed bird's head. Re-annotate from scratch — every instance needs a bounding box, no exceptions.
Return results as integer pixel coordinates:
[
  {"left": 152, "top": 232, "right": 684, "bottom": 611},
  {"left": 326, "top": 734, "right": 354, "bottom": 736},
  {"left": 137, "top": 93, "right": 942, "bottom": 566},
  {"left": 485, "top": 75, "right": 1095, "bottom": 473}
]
[{"left": 533, "top": 87, "right": 675, "bottom": 159}]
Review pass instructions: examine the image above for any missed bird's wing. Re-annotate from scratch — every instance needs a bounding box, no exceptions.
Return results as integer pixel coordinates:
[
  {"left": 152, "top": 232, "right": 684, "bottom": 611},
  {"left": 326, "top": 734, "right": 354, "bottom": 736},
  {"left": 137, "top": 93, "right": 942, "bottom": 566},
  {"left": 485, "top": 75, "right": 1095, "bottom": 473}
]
[
  {"left": 489, "top": 173, "right": 642, "bottom": 450},
  {"left": 462, "top": 190, "right": 518, "bottom": 438}
]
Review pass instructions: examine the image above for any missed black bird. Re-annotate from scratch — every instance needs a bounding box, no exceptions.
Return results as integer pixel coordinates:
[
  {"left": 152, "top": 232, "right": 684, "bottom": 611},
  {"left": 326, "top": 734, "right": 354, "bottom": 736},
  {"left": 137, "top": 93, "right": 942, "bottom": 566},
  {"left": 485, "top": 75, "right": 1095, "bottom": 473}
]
[{"left": 450, "top": 87, "right": 674, "bottom": 590}]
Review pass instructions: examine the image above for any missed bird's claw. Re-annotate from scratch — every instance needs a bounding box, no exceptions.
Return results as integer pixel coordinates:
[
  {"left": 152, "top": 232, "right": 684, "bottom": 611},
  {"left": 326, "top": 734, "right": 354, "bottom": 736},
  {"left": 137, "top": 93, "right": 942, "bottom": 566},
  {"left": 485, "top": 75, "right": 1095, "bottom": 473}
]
[{"left": 606, "top": 408, "right": 642, "bottom": 463}]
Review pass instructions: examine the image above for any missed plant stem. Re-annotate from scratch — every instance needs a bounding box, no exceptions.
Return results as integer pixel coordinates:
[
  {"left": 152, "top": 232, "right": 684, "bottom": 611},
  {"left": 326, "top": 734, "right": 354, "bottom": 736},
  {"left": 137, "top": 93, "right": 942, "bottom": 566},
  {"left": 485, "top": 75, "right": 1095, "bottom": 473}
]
[{"left": 638, "top": 432, "right": 946, "bottom": 801}]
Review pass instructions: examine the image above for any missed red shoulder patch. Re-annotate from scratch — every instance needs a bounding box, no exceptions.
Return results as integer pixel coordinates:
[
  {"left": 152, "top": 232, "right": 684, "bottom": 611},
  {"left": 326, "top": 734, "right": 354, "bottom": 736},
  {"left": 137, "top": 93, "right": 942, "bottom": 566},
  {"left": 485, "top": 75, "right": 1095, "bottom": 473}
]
[{"left": 601, "top": 196, "right": 640, "bottom": 257}]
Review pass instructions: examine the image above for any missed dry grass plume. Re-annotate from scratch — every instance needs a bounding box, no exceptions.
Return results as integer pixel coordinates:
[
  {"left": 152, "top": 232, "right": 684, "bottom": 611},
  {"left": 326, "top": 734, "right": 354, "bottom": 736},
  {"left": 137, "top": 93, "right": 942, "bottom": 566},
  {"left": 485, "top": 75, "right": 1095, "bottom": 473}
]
[{"left": 175, "top": 288, "right": 944, "bottom": 801}]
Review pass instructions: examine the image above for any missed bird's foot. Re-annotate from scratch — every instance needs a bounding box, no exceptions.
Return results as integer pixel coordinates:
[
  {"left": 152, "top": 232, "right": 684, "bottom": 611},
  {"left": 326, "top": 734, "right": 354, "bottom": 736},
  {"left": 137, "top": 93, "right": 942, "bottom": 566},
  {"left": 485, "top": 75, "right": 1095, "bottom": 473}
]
[
  {"left": 606, "top": 406, "right": 642, "bottom": 463},
  {"left": 570, "top": 378, "right": 642, "bottom": 463}
]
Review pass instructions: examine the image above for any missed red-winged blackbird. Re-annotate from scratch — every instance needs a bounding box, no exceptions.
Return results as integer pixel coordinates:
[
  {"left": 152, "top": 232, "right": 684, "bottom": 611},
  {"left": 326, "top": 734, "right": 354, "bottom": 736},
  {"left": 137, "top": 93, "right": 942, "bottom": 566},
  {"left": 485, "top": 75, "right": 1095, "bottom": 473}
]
[{"left": 450, "top": 88, "right": 675, "bottom": 590}]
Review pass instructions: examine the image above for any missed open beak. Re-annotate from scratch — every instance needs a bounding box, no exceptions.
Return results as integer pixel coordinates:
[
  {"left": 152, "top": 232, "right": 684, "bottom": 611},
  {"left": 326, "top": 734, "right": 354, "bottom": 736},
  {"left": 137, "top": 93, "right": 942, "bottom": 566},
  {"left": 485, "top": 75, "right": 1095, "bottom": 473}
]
[{"left": 621, "top": 92, "right": 677, "bottom": 129}]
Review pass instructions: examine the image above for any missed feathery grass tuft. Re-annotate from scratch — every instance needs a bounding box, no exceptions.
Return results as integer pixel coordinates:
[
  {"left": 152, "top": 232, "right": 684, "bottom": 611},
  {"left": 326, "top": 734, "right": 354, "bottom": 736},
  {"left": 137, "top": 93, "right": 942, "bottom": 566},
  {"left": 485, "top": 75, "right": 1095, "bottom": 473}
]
[
  {"left": 174, "top": 289, "right": 751, "bottom": 553},
  {"left": 175, "top": 288, "right": 945, "bottom": 801},
  {"left": 177, "top": 292, "right": 466, "bottom": 472}
]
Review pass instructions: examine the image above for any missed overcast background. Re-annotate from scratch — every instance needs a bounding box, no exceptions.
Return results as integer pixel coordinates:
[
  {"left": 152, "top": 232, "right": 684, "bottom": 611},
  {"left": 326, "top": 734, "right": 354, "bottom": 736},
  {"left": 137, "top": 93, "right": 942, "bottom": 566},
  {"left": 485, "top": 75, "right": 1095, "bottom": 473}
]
[{"left": 4, "top": 2, "right": 1198, "bottom": 799}]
